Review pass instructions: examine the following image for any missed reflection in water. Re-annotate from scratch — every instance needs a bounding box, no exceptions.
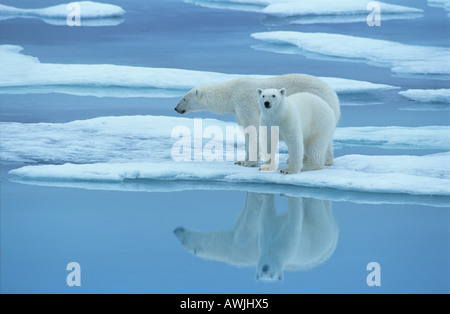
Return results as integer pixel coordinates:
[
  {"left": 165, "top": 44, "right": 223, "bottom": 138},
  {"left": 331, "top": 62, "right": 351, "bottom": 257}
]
[{"left": 174, "top": 192, "right": 339, "bottom": 282}]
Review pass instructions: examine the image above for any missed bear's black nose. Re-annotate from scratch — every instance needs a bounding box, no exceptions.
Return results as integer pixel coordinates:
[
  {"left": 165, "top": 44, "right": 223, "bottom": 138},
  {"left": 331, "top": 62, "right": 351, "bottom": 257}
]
[{"left": 264, "top": 101, "right": 271, "bottom": 108}]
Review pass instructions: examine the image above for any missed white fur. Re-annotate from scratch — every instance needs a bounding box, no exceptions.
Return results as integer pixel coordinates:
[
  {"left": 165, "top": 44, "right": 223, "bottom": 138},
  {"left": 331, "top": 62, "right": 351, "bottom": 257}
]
[
  {"left": 173, "top": 192, "right": 339, "bottom": 281},
  {"left": 175, "top": 74, "right": 340, "bottom": 167},
  {"left": 258, "top": 88, "right": 336, "bottom": 174}
]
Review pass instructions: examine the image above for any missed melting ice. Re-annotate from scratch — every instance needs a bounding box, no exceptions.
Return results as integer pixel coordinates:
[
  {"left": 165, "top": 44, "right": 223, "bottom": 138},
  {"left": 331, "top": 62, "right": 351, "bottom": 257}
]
[
  {"left": 251, "top": 31, "right": 450, "bottom": 80},
  {"left": 183, "top": 0, "right": 423, "bottom": 24},
  {"left": 0, "top": 45, "right": 398, "bottom": 100},
  {"left": 0, "top": 1, "right": 125, "bottom": 26},
  {"left": 3, "top": 116, "right": 450, "bottom": 198}
]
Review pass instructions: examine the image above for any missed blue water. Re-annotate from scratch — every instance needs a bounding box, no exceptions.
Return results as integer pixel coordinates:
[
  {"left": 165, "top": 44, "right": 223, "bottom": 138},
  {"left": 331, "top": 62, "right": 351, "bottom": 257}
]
[{"left": 1, "top": 0, "right": 449, "bottom": 294}]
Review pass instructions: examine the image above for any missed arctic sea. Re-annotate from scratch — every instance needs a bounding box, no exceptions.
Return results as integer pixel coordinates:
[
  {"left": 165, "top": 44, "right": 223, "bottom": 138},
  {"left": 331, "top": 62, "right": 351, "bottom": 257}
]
[{"left": 0, "top": 0, "right": 449, "bottom": 294}]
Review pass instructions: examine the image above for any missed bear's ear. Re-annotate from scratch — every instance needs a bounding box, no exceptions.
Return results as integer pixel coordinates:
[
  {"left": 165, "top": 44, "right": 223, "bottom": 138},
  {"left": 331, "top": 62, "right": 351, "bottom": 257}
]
[
  {"left": 195, "top": 89, "right": 202, "bottom": 97},
  {"left": 257, "top": 88, "right": 263, "bottom": 95},
  {"left": 280, "top": 88, "right": 286, "bottom": 96}
]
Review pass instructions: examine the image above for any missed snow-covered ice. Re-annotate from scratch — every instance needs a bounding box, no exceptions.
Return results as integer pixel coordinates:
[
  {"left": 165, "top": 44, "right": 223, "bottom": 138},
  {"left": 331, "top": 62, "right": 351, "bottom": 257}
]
[
  {"left": 399, "top": 89, "right": 450, "bottom": 103},
  {"left": 0, "top": 1, "right": 125, "bottom": 26},
  {"left": 3, "top": 115, "right": 450, "bottom": 199},
  {"left": 183, "top": 0, "right": 281, "bottom": 13},
  {"left": 9, "top": 153, "right": 450, "bottom": 198},
  {"left": 334, "top": 126, "right": 450, "bottom": 150},
  {"left": 263, "top": 0, "right": 421, "bottom": 17},
  {"left": 0, "top": 116, "right": 238, "bottom": 164},
  {"left": 184, "top": 0, "right": 423, "bottom": 24},
  {"left": 0, "top": 45, "right": 398, "bottom": 99},
  {"left": 262, "top": 0, "right": 422, "bottom": 24},
  {"left": 251, "top": 31, "right": 450, "bottom": 80},
  {"left": 2, "top": 116, "right": 449, "bottom": 165}
]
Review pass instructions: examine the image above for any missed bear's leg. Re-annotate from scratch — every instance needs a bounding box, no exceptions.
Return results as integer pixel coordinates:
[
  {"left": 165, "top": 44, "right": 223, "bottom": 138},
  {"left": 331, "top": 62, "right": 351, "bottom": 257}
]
[
  {"left": 325, "top": 140, "right": 334, "bottom": 166},
  {"left": 303, "top": 136, "right": 329, "bottom": 171},
  {"left": 233, "top": 192, "right": 263, "bottom": 242},
  {"left": 259, "top": 125, "right": 279, "bottom": 172},
  {"left": 235, "top": 130, "right": 259, "bottom": 168},
  {"left": 234, "top": 111, "right": 259, "bottom": 167},
  {"left": 280, "top": 136, "right": 303, "bottom": 174}
]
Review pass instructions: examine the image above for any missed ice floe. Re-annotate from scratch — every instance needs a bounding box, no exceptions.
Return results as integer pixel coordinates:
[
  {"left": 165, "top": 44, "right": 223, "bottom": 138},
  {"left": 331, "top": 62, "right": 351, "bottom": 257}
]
[
  {"left": 0, "top": 1, "right": 125, "bottom": 26},
  {"left": 9, "top": 152, "right": 450, "bottom": 198},
  {"left": 399, "top": 89, "right": 450, "bottom": 103},
  {"left": 262, "top": 0, "right": 423, "bottom": 25},
  {"left": 183, "top": 0, "right": 272, "bottom": 12},
  {"left": 428, "top": 0, "right": 450, "bottom": 15},
  {"left": 4, "top": 115, "right": 449, "bottom": 204},
  {"left": 334, "top": 126, "right": 450, "bottom": 150},
  {"left": 0, "top": 45, "right": 398, "bottom": 99},
  {"left": 10, "top": 174, "right": 449, "bottom": 208},
  {"left": 184, "top": 0, "right": 423, "bottom": 24},
  {"left": 0, "top": 116, "right": 237, "bottom": 164},
  {"left": 2, "top": 116, "right": 449, "bottom": 165},
  {"left": 251, "top": 31, "right": 450, "bottom": 80},
  {"left": 3, "top": 115, "right": 450, "bottom": 200}
]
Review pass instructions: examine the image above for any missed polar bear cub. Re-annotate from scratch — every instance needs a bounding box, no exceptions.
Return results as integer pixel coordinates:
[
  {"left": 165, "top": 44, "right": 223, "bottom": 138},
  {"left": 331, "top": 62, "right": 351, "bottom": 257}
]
[{"left": 258, "top": 88, "right": 336, "bottom": 174}]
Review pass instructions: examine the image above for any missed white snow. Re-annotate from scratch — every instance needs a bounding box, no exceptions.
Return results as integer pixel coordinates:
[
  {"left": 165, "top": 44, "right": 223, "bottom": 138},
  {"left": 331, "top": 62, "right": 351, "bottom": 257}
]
[
  {"left": 0, "top": 1, "right": 125, "bottom": 26},
  {"left": 2, "top": 116, "right": 449, "bottom": 165},
  {"left": 183, "top": 0, "right": 272, "bottom": 12},
  {"left": 334, "top": 126, "right": 450, "bottom": 150},
  {"left": 399, "top": 89, "right": 450, "bottom": 103},
  {"left": 0, "top": 45, "right": 398, "bottom": 99},
  {"left": 251, "top": 31, "right": 450, "bottom": 80},
  {"left": 263, "top": 0, "right": 422, "bottom": 24},
  {"left": 184, "top": 0, "right": 423, "bottom": 23},
  {"left": 9, "top": 152, "right": 450, "bottom": 197},
  {"left": 0, "top": 116, "right": 238, "bottom": 164},
  {"left": 3, "top": 115, "right": 450, "bottom": 197},
  {"left": 263, "top": 0, "right": 422, "bottom": 16}
]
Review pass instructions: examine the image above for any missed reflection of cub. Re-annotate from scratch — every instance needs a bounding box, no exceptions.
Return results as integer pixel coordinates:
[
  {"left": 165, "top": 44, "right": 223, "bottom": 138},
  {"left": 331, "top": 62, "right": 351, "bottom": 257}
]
[{"left": 173, "top": 192, "right": 339, "bottom": 281}]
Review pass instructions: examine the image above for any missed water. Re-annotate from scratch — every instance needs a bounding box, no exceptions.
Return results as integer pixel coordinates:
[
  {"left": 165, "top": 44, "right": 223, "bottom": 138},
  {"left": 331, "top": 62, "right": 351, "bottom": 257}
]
[{"left": 1, "top": 0, "right": 449, "bottom": 294}]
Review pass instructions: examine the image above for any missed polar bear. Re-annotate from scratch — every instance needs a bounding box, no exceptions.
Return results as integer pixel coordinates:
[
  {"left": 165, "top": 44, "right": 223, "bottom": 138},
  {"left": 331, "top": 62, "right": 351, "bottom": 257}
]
[
  {"left": 174, "top": 74, "right": 340, "bottom": 167},
  {"left": 258, "top": 88, "right": 336, "bottom": 174},
  {"left": 173, "top": 192, "right": 339, "bottom": 281}
]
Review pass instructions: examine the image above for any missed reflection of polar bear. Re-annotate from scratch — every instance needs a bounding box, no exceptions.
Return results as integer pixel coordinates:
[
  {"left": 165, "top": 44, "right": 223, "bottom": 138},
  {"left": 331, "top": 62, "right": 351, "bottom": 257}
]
[
  {"left": 173, "top": 192, "right": 339, "bottom": 281},
  {"left": 174, "top": 74, "right": 340, "bottom": 167},
  {"left": 256, "top": 194, "right": 338, "bottom": 281},
  {"left": 173, "top": 192, "right": 262, "bottom": 266},
  {"left": 258, "top": 89, "right": 336, "bottom": 174}
]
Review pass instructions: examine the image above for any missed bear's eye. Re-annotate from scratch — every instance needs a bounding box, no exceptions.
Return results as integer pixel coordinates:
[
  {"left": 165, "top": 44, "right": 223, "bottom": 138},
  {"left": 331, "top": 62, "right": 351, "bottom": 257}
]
[
  {"left": 272, "top": 95, "right": 276, "bottom": 98},
  {"left": 262, "top": 95, "right": 265, "bottom": 98}
]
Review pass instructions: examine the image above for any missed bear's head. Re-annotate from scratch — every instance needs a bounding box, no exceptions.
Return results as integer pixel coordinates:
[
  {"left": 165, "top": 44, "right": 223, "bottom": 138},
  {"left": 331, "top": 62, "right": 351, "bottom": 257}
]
[
  {"left": 257, "top": 88, "right": 286, "bottom": 112},
  {"left": 256, "top": 253, "right": 284, "bottom": 282},
  {"left": 174, "top": 88, "right": 203, "bottom": 114}
]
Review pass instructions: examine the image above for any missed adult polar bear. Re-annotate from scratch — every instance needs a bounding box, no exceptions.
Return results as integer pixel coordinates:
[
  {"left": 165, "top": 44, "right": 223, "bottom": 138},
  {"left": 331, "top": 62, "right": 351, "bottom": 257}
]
[{"left": 174, "top": 74, "right": 340, "bottom": 167}]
